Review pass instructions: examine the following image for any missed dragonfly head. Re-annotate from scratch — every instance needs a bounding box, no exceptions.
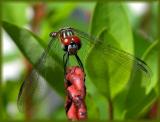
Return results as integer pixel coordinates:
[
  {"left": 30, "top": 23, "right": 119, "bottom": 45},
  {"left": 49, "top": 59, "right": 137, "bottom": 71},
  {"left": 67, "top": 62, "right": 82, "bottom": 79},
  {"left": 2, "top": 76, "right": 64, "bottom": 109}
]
[
  {"left": 50, "top": 27, "right": 81, "bottom": 55},
  {"left": 58, "top": 28, "right": 81, "bottom": 55}
]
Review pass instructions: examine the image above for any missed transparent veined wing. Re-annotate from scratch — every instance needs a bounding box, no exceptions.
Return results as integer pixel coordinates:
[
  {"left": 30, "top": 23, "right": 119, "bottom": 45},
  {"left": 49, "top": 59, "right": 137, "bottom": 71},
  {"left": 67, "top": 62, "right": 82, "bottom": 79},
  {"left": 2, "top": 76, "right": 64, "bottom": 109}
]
[
  {"left": 73, "top": 28, "right": 151, "bottom": 97},
  {"left": 17, "top": 36, "right": 64, "bottom": 112}
]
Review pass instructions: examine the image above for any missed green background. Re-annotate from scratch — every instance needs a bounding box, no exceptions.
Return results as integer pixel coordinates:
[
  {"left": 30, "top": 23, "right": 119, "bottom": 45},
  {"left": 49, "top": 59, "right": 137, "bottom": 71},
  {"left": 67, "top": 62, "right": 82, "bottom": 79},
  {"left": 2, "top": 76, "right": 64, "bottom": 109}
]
[{"left": 1, "top": 1, "right": 159, "bottom": 121}]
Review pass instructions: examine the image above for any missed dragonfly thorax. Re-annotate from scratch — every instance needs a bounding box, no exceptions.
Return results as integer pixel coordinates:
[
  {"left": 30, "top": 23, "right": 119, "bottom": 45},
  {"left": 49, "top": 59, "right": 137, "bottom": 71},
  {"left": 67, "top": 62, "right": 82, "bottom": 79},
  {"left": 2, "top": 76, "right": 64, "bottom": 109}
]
[{"left": 67, "top": 41, "right": 78, "bottom": 55}]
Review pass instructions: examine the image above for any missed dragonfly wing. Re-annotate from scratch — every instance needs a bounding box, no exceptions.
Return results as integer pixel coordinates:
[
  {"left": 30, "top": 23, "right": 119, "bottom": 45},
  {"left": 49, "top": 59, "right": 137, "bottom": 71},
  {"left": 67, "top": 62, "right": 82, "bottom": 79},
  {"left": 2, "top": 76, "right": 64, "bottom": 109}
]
[
  {"left": 17, "top": 37, "right": 56, "bottom": 112},
  {"left": 73, "top": 27, "right": 151, "bottom": 77},
  {"left": 73, "top": 28, "right": 151, "bottom": 96},
  {"left": 72, "top": 28, "right": 100, "bottom": 45}
]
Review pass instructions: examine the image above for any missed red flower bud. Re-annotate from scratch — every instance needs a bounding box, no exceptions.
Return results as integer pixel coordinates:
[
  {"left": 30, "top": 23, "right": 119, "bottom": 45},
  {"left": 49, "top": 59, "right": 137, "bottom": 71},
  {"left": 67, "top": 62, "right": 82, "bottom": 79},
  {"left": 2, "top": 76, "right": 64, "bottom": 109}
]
[{"left": 64, "top": 66, "right": 87, "bottom": 120}]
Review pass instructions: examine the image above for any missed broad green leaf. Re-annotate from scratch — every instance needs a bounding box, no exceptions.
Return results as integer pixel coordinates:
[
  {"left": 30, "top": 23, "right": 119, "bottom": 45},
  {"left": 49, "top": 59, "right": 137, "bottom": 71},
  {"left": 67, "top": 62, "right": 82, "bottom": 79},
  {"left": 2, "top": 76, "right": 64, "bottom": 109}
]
[
  {"left": 86, "top": 3, "right": 134, "bottom": 118},
  {"left": 87, "top": 2, "right": 156, "bottom": 119},
  {"left": 133, "top": 31, "right": 151, "bottom": 58},
  {"left": 2, "top": 21, "right": 64, "bottom": 97},
  {"left": 86, "top": 30, "right": 138, "bottom": 100},
  {"left": 123, "top": 41, "right": 158, "bottom": 118},
  {"left": 114, "top": 41, "right": 158, "bottom": 119},
  {"left": 142, "top": 40, "right": 159, "bottom": 93},
  {"left": 87, "top": 3, "right": 134, "bottom": 98},
  {"left": 90, "top": 3, "right": 133, "bottom": 53}
]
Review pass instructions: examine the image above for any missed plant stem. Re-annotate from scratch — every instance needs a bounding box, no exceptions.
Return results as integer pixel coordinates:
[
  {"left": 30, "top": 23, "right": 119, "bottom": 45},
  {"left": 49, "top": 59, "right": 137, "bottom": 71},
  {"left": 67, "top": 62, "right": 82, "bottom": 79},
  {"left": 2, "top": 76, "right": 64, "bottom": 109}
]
[
  {"left": 31, "top": 2, "right": 45, "bottom": 32},
  {"left": 108, "top": 97, "right": 113, "bottom": 120},
  {"left": 106, "top": 75, "right": 113, "bottom": 120}
]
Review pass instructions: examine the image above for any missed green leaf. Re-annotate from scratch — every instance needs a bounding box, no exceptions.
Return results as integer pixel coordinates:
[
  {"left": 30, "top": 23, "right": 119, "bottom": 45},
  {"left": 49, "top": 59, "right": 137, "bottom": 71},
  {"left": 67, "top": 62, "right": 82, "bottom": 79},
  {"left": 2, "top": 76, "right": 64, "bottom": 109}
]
[
  {"left": 133, "top": 31, "right": 151, "bottom": 58},
  {"left": 114, "top": 41, "right": 158, "bottom": 119},
  {"left": 2, "top": 21, "right": 64, "bottom": 97},
  {"left": 87, "top": 2, "right": 157, "bottom": 119},
  {"left": 87, "top": 3, "right": 134, "bottom": 98},
  {"left": 142, "top": 40, "right": 159, "bottom": 93},
  {"left": 90, "top": 2, "right": 133, "bottom": 53},
  {"left": 123, "top": 41, "right": 159, "bottom": 118}
]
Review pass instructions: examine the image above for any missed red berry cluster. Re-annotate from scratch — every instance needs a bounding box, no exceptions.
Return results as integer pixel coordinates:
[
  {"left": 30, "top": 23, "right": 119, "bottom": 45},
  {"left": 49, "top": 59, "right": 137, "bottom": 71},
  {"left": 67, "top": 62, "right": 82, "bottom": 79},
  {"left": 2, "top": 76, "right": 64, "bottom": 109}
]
[{"left": 64, "top": 66, "right": 87, "bottom": 120}]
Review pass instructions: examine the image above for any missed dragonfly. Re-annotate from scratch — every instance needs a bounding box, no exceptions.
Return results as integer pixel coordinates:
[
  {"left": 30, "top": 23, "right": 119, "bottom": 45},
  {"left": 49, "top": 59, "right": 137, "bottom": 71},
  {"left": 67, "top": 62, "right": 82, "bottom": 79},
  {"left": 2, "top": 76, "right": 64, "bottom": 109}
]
[{"left": 17, "top": 27, "right": 151, "bottom": 112}]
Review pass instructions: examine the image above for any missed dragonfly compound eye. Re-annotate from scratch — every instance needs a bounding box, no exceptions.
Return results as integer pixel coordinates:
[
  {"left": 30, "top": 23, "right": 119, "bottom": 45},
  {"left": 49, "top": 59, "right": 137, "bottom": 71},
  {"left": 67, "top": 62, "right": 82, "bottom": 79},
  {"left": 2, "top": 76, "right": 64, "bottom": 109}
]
[{"left": 71, "top": 36, "right": 81, "bottom": 48}]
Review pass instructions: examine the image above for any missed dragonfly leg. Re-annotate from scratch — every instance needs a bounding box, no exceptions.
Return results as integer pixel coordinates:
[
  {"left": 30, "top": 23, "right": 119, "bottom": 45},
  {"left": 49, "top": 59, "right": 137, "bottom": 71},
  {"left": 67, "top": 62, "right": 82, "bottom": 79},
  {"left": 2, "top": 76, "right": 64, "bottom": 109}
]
[
  {"left": 63, "top": 52, "right": 69, "bottom": 74},
  {"left": 75, "top": 54, "right": 84, "bottom": 70}
]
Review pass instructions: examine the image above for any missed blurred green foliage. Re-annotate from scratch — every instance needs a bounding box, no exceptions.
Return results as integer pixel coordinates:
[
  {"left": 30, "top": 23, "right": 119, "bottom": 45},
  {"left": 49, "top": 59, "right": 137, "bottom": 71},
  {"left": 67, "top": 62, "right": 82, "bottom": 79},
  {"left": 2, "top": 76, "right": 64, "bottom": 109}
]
[{"left": 1, "top": 1, "right": 159, "bottom": 120}]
